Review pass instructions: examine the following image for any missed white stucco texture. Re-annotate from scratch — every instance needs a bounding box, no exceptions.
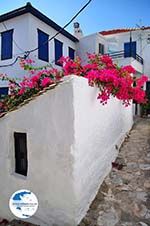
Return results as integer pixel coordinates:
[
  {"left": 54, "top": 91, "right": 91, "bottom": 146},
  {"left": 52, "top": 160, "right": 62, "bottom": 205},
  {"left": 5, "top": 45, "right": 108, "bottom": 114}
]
[{"left": 0, "top": 76, "right": 133, "bottom": 226}]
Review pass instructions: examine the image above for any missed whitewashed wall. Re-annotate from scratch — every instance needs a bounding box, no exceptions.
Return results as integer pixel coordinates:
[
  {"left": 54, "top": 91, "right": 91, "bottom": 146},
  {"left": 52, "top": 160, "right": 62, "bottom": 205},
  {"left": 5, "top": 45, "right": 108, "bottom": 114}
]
[
  {"left": 0, "top": 76, "right": 133, "bottom": 226},
  {"left": 71, "top": 77, "right": 133, "bottom": 222},
  {"left": 76, "top": 33, "right": 108, "bottom": 64}
]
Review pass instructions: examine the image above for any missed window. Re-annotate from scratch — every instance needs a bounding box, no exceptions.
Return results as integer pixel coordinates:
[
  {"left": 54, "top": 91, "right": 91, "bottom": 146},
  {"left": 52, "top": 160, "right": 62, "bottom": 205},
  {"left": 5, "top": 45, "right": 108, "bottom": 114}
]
[
  {"left": 124, "top": 41, "right": 136, "bottom": 58},
  {"left": 1, "top": 30, "right": 13, "bottom": 60},
  {"left": 69, "top": 47, "right": 75, "bottom": 60},
  {"left": 99, "top": 43, "right": 104, "bottom": 55},
  {"left": 14, "top": 132, "right": 28, "bottom": 176},
  {"left": 38, "top": 29, "right": 49, "bottom": 62},
  {"left": 0, "top": 87, "right": 8, "bottom": 99},
  {"left": 54, "top": 39, "right": 63, "bottom": 65}
]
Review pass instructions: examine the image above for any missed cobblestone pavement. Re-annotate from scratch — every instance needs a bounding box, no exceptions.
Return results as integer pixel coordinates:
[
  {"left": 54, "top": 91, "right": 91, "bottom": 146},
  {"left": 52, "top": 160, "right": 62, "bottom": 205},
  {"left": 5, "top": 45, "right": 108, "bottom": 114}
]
[{"left": 79, "top": 118, "right": 150, "bottom": 226}]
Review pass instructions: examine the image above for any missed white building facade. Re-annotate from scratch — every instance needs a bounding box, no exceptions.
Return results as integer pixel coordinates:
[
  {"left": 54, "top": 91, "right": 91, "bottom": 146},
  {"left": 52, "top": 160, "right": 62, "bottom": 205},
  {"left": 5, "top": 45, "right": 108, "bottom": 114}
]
[
  {"left": 75, "top": 26, "right": 150, "bottom": 115},
  {"left": 0, "top": 2, "right": 78, "bottom": 96},
  {"left": 100, "top": 28, "right": 150, "bottom": 76},
  {"left": 0, "top": 3, "right": 149, "bottom": 98},
  {"left": 76, "top": 32, "right": 108, "bottom": 64},
  {"left": 76, "top": 27, "right": 150, "bottom": 77}
]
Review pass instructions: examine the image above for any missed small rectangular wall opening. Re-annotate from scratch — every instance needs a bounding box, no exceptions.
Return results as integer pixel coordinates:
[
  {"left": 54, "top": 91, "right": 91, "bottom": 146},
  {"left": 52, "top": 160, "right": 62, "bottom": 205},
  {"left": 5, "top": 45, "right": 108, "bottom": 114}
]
[{"left": 14, "top": 132, "right": 28, "bottom": 176}]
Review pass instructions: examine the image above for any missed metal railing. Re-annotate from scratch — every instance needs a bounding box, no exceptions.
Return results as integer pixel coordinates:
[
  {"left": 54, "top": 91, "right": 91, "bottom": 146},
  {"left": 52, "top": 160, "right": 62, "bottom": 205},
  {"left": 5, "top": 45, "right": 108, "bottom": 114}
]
[
  {"left": 136, "top": 53, "right": 144, "bottom": 65},
  {"left": 106, "top": 50, "right": 144, "bottom": 65}
]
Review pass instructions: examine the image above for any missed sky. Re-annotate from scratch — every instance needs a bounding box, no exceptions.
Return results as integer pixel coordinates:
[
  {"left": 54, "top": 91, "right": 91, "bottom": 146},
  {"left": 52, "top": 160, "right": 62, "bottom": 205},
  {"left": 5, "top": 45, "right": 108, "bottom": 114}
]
[{"left": 0, "top": 0, "right": 149, "bottom": 36}]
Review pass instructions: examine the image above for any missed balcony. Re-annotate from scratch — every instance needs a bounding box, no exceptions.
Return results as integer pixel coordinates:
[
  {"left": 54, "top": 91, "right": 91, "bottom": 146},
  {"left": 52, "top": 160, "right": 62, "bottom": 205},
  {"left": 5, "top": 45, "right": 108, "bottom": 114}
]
[
  {"left": 108, "top": 50, "right": 143, "bottom": 64},
  {"left": 107, "top": 50, "right": 144, "bottom": 74}
]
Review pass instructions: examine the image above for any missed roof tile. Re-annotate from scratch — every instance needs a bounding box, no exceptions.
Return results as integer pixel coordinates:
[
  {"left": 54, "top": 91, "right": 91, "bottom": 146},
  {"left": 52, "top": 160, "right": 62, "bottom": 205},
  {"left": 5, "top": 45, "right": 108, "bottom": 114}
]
[{"left": 100, "top": 27, "right": 150, "bottom": 35}]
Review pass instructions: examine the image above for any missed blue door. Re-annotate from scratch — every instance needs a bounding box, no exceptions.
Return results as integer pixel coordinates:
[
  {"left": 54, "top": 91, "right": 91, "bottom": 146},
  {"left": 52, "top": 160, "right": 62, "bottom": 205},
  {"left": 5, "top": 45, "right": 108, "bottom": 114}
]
[{"left": 124, "top": 41, "right": 136, "bottom": 58}]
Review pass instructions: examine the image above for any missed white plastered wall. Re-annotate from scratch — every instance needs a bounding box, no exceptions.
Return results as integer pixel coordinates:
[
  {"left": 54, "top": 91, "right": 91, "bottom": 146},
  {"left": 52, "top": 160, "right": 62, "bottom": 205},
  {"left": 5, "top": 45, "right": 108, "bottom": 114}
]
[{"left": 0, "top": 76, "right": 133, "bottom": 226}]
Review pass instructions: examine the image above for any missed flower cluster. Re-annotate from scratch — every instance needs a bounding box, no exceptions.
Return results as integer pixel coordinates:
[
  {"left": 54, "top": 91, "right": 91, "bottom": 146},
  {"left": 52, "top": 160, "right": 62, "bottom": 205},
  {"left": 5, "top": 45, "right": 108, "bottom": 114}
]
[
  {"left": 0, "top": 65, "right": 62, "bottom": 112},
  {"left": 0, "top": 54, "right": 148, "bottom": 113},
  {"left": 58, "top": 56, "right": 85, "bottom": 76},
  {"left": 19, "top": 58, "right": 35, "bottom": 69},
  {"left": 18, "top": 68, "right": 61, "bottom": 95},
  {"left": 60, "top": 54, "right": 148, "bottom": 106}
]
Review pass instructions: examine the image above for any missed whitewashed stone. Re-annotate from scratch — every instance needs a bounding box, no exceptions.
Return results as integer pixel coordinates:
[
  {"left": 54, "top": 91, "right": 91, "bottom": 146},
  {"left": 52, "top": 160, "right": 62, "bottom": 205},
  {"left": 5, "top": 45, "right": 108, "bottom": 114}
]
[{"left": 0, "top": 76, "right": 133, "bottom": 226}]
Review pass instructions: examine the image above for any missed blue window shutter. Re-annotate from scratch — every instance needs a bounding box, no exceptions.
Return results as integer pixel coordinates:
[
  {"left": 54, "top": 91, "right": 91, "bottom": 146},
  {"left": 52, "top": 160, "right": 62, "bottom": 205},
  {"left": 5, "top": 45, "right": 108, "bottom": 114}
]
[
  {"left": 54, "top": 39, "right": 63, "bottom": 65},
  {"left": 69, "top": 47, "right": 75, "bottom": 60},
  {"left": 1, "top": 30, "right": 13, "bottom": 60},
  {"left": 38, "top": 29, "right": 49, "bottom": 62},
  {"left": 0, "top": 87, "right": 8, "bottom": 99},
  {"left": 124, "top": 41, "right": 136, "bottom": 58}
]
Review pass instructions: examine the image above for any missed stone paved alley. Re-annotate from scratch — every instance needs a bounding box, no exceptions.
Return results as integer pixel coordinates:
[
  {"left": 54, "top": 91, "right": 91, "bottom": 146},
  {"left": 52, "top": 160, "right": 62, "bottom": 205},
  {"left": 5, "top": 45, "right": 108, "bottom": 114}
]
[
  {"left": 79, "top": 118, "right": 150, "bottom": 226},
  {"left": 0, "top": 118, "right": 150, "bottom": 226}
]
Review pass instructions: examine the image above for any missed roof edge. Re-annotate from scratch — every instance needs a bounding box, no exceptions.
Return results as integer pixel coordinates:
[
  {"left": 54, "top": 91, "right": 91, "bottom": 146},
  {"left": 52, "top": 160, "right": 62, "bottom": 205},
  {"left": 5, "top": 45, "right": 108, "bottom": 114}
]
[
  {"left": 0, "top": 3, "right": 79, "bottom": 42},
  {"left": 100, "top": 27, "right": 150, "bottom": 36}
]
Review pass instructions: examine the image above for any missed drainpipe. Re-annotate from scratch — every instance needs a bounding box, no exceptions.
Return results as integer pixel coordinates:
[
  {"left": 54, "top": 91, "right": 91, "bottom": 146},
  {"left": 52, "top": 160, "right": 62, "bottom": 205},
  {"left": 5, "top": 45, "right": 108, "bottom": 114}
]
[{"left": 130, "top": 31, "right": 132, "bottom": 57}]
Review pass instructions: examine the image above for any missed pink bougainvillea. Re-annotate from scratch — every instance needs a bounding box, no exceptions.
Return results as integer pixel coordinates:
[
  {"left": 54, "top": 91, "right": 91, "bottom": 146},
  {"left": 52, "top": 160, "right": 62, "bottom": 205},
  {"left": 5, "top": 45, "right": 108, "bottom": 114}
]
[
  {"left": 41, "top": 77, "right": 53, "bottom": 87},
  {"left": 59, "top": 54, "right": 148, "bottom": 106},
  {"left": 121, "top": 65, "right": 136, "bottom": 74},
  {"left": 0, "top": 54, "right": 148, "bottom": 113},
  {"left": 19, "top": 58, "right": 35, "bottom": 69}
]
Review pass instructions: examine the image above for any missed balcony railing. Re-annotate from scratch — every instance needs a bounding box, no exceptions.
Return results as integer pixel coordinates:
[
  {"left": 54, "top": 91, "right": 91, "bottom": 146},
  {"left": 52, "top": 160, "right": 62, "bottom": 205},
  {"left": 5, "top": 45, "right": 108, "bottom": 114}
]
[
  {"left": 136, "top": 53, "right": 144, "bottom": 65},
  {"left": 106, "top": 50, "right": 144, "bottom": 65}
]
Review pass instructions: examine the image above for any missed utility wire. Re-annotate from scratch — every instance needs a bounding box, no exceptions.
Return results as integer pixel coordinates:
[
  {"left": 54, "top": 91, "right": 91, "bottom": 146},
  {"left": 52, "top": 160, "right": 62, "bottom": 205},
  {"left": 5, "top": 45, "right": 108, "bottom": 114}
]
[
  {"left": 0, "top": 56, "right": 24, "bottom": 68},
  {"left": 0, "top": 0, "right": 92, "bottom": 68},
  {"left": 28, "top": 0, "right": 92, "bottom": 54}
]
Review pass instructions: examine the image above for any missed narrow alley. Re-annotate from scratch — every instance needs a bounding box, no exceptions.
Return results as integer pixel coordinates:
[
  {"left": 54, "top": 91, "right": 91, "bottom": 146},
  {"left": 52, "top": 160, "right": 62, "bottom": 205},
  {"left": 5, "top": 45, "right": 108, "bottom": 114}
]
[{"left": 79, "top": 118, "right": 150, "bottom": 226}]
